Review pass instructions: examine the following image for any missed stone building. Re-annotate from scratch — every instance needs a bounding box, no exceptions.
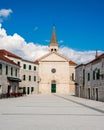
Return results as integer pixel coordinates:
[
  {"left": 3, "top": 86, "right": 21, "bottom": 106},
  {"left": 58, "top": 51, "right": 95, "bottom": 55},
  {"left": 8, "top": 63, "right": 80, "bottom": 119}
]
[
  {"left": 75, "top": 52, "right": 104, "bottom": 101},
  {"left": 0, "top": 49, "right": 38, "bottom": 95},
  {"left": 19, "top": 59, "right": 38, "bottom": 94},
  {"left": 34, "top": 27, "right": 77, "bottom": 94},
  {"left": 0, "top": 52, "right": 20, "bottom": 96}
]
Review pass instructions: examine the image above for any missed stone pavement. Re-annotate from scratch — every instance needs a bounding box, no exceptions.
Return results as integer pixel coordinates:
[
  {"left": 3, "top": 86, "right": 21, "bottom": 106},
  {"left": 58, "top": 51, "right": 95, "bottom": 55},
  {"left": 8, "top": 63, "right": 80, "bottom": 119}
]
[{"left": 0, "top": 94, "right": 104, "bottom": 130}]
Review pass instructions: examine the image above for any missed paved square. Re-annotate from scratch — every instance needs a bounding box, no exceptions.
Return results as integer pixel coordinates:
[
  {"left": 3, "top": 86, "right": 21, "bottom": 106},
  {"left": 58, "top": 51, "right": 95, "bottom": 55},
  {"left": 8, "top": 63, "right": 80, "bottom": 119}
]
[{"left": 0, "top": 94, "right": 104, "bottom": 130}]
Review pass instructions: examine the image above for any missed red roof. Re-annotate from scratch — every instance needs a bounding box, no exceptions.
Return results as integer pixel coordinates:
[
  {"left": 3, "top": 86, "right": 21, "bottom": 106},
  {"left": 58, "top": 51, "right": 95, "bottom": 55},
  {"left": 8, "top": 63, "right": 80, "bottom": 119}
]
[
  {"left": 86, "top": 53, "right": 104, "bottom": 65},
  {"left": 0, "top": 54, "right": 19, "bottom": 66},
  {"left": 0, "top": 49, "right": 21, "bottom": 59},
  {"left": 34, "top": 60, "right": 39, "bottom": 65},
  {"left": 69, "top": 60, "right": 77, "bottom": 66}
]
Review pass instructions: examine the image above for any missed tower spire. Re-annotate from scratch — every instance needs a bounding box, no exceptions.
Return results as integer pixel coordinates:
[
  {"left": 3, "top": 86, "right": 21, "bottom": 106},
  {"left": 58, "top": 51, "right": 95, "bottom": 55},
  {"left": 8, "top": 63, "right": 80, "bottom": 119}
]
[{"left": 49, "top": 25, "right": 58, "bottom": 52}]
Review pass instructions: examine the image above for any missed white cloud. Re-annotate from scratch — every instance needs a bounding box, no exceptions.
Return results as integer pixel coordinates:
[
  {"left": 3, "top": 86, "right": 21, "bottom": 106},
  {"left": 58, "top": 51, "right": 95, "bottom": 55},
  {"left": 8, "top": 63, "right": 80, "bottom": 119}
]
[
  {"left": 0, "top": 24, "right": 48, "bottom": 61},
  {"left": 0, "top": 24, "right": 103, "bottom": 64},
  {"left": 0, "top": 9, "right": 12, "bottom": 23},
  {"left": 0, "top": 9, "right": 12, "bottom": 17}
]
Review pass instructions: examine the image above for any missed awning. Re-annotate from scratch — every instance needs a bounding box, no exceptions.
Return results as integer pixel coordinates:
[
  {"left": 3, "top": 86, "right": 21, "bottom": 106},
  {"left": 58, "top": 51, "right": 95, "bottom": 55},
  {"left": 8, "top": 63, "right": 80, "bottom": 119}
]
[{"left": 7, "top": 77, "right": 21, "bottom": 82}]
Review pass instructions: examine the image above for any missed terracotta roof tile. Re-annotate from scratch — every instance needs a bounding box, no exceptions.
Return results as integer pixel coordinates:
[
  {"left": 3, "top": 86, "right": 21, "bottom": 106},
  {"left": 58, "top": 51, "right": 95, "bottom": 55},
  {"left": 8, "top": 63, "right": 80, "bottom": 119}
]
[
  {"left": 0, "top": 55, "right": 19, "bottom": 66},
  {"left": 34, "top": 60, "right": 39, "bottom": 65},
  {"left": 69, "top": 60, "right": 77, "bottom": 66},
  {"left": 0, "top": 49, "right": 21, "bottom": 59}
]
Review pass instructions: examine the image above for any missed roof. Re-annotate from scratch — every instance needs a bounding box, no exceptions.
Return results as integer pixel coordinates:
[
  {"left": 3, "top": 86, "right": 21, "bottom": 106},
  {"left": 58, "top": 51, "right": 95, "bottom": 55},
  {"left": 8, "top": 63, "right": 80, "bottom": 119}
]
[
  {"left": 76, "top": 53, "right": 104, "bottom": 68},
  {"left": 0, "top": 49, "right": 21, "bottom": 59},
  {"left": 49, "top": 26, "right": 58, "bottom": 47},
  {"left": 75, "top": 64, "right": 85, "bottom": 69},
  {"left": 34, "top": 60, "right": 39, "bottom": 65},
  {"left": 69, "top": 60, "right": 77, "bottom": 66},
  {"left": 34, "top": 52, "right": 77, "bottom": 66},
  {"left": 0, "top": 54, "right": 19, "bottom": 66},
  {"left": 86, "top": 53, "right": 104, "bottom": 66},
  {"left": 22, "top": 59, "right": 35, "bottom": 64}
]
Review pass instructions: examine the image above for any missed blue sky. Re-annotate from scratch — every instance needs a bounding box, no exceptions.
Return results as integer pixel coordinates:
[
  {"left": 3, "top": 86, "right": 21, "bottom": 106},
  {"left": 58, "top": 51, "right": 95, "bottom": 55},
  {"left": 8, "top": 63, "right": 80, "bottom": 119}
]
[
  {"left": 0, "top": 0, "right": 104, "bottom": 64},
  {"left": 0, "top": 0, "right": 104, "bottom": 51}
]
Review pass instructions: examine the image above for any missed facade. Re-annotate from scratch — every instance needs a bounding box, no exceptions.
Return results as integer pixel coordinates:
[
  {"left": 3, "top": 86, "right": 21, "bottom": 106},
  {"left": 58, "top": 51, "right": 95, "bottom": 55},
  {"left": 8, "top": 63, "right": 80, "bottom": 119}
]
[
  {"left": 75, "top": 53, "right": 104, "bottom": 101},
  {"left": 35, "top": 27, "right": 77, "bottom": 94},
  {"left": 19, "top": 59, "right": 38, "bottom": 94},
  {"left": 0, "top": 54, "right": 20, "bottom": 97},
  {"left": 0, "top": 50, "right": 38, "bottom": 95}
]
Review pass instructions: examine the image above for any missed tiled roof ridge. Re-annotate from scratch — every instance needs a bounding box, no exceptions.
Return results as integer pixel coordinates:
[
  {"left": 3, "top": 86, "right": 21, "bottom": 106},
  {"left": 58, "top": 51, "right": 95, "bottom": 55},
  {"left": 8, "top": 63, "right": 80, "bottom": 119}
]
[
  {"left": 0, "top": 49, "right": 21, "bottom": 59},
  {"left": 0, "top": 54, "right": 19, "bottom": 66},
  {"left": 69, "top": 60, "right": 77, "bottom": 66}
]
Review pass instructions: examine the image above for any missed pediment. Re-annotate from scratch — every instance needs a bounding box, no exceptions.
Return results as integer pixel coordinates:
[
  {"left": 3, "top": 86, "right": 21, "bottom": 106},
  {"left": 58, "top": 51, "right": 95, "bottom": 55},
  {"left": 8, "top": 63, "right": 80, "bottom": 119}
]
[{"left": 39, "top": 52, "right": 69, "bottom": 62}]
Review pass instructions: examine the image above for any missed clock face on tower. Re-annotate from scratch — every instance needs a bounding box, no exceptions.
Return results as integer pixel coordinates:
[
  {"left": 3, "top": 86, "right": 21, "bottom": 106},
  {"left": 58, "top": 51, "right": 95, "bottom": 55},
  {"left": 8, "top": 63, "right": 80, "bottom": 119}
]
[{"left": 51, "top": 68, "right": 56, "bottom": 73}]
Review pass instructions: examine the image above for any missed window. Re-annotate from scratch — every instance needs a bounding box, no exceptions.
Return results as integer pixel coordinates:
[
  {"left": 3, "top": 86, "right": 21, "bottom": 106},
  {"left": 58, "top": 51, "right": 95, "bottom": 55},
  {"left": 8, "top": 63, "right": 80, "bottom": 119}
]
[
  {"left": 34, "top": 66, "right": 36, "bottom": 71},
  {"left": 101, "top": 74, "right": 104, "bottom": 80},
  {"left": 0, "top": 64, "right": 2, "bottom": 75},
  {"left": 23, "top": 87, "right": 26, "bottom": 94},
  {"left": 6, "top": 65, "right": 8, "bottom": 75},
  {"left": 23, "top": 64, "right": 26, "bottom": 69},
  {"left": 29, "top": 75, "right": 31, "bottom": 81},
  {"left": 51, "top": 68, "right": 56, "bottom": 73},
  {"left": 93, "top": 71, "right": 95, "bottom": 80},
  {"left": 15, "top": 69, "right": 17, "bottom": 77},
  {"left": 11, "top": 67, "right": 13, "bottom": 76},
  {"left": 88, "top": 73, "right": 90, "bottom": 81},
  {"left": 31, "top": 87, "right": 34, "bottom": 93},
  {"left": 72, "top": 73, "right": 74, "bottom": 81},
  {"left": 96, "top": 69, "right": 100, "bottom": 80},
  {"left": 0, "top": 85, "right": 2, "bottom": 93},
  {"left": 29, "top": 65, "right": 31, "bottom": 70},
  {"left": 34, "top": 76, "right": 36, "bottom": 81},
  {"left": 83, "top": 69, "right": 85, "bottom": 85},
  {"left": 23, "top": 75, "right": 26, "bottom": 80},
  {"left": 17, "top": 61, "right": 20, "bottom": 66},
  {"left": 51, "top": 49, "right": 53, "bottom": 52}
]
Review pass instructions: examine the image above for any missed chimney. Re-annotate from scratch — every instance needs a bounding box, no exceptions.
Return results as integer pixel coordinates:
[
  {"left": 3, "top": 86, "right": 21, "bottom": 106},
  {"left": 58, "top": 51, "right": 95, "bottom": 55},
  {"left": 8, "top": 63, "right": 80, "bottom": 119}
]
[{"left": 95, "top": 50, "right": 98, "bottom": 59}]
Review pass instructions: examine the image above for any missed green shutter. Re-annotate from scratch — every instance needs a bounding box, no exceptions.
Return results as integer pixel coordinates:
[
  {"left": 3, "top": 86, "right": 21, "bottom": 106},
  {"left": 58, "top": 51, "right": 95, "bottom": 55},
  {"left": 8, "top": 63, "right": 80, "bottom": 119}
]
[
  {"left": 0, "top": 64, "right": 2, "bottom": 69},
  {"left": 29, "top": 75, "right": 31, "bottom": 81},
  {"left": 34, "top": 76, "right": 36, "bottom": 81},
  {"left": 29, "top": 65, "right": 31, "bottom": 70},
  {"left": 6, "top": 65, "right": 8, "bottom": 75},
  {"left": 34, "top": 66, "right": 36, "bottom": 71},
  {"left": 23, "top": 64, "right": 26, "bottom": 69},
  {"left": 93, "top": 71, "right": 95, "bottom": 80}
]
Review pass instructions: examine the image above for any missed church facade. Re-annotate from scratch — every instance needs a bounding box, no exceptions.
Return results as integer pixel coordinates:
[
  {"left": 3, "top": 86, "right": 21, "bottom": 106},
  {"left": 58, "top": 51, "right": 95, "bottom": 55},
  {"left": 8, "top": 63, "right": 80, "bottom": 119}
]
[{"left": 35, "top": 27, "right": 77, "bottom": 94}]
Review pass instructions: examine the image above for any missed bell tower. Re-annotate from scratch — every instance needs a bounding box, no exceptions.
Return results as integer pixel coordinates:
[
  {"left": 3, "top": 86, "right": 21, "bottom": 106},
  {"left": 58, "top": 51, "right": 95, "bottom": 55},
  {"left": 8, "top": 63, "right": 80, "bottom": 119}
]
[{"left": 49, "top": 25, "right": 58, "bottom": 52}]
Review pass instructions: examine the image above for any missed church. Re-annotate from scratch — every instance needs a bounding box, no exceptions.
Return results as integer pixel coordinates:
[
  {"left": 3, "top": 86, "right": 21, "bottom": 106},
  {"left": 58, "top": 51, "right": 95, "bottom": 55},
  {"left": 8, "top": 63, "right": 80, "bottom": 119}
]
[
  {"left": 35, "top": 26, "right": 77, "bottom": 94},
  {"left": 0, "top": 26, "right": 77, "bottom": 96}
]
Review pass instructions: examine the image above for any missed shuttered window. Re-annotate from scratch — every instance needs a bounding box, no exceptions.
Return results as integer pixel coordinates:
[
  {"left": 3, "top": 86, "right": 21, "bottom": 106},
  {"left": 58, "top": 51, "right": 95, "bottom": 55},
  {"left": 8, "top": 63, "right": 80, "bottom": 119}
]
[{"left": 0, "top": 64, "right": 2, "bottom": 75}]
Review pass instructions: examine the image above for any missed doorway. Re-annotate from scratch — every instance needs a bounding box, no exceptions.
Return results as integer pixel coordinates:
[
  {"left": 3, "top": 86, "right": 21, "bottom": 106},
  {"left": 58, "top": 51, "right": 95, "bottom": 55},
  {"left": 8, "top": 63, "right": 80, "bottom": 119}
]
[
  {"left": 51, "top": 80, "right": 56, "bottom": 93},
  {"left": 96, "top": 88, "right": 98, "bottom": 101}
]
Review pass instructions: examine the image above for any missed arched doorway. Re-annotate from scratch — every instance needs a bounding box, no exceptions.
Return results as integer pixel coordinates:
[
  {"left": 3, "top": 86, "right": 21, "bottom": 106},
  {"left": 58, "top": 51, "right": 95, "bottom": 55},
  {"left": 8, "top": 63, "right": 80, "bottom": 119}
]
[{"left": 51, "top": 80, "right": 56, "bottom": 93}]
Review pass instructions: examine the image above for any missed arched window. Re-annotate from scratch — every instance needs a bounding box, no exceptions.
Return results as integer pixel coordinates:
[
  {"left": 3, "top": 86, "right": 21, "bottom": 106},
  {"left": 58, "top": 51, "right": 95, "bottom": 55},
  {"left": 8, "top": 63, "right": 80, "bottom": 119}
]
[{"left": 51, "top": 80, "right": 56, "bottom": 84}]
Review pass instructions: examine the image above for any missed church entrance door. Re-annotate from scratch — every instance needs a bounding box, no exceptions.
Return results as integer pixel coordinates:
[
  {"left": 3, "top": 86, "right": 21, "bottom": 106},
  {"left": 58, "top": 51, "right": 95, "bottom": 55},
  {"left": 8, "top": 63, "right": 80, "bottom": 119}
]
[
  {"left": 51, "top": 80, "right": 56, "bottom": 93},
  {"left": 51, "top": 84, "right": 56, "bottom": 93}
]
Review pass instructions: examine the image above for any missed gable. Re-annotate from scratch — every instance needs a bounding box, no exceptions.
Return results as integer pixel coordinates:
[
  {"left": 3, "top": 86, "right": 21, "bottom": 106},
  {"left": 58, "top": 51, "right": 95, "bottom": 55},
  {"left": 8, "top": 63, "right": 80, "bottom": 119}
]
[{"left": 39, "top": 52, "right": 69, "bottom": 62}]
